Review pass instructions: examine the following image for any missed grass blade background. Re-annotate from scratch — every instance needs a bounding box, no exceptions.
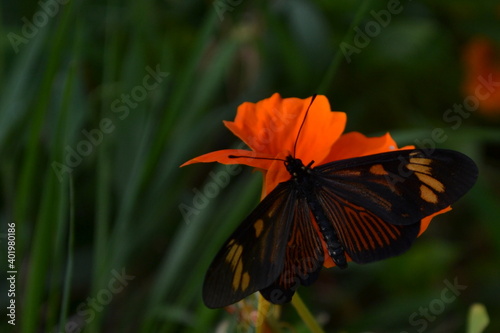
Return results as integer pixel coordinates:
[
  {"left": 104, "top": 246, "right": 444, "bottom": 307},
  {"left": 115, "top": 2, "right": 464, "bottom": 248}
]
[{"left": 1, "top": 1, "right": 499, "bottom": 332}]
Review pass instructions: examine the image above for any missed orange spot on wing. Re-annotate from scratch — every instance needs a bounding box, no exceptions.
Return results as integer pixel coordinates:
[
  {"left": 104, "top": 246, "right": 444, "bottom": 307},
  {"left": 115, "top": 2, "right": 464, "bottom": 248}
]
[{"left": 369, "top": 164, "right": 389, "bottom": 176}]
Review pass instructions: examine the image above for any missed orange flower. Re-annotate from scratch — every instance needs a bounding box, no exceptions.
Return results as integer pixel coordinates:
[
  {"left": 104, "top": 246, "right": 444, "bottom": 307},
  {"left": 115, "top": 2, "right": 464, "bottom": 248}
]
[
  {"left": 463, "top": 37, "right": 500, "bottom": 115},
  {"left": 182, "top": 93, "right": 448, "bottom": 267}
]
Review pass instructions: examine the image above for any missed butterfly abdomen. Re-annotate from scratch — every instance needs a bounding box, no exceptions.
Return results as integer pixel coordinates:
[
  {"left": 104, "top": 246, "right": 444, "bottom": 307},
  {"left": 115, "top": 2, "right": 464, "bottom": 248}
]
[
  {"left": 307, "top": 196, "right": 348, "bottom": 269},
  {"left": 286, "top": 155, "right": 348, "bottom": 269}
]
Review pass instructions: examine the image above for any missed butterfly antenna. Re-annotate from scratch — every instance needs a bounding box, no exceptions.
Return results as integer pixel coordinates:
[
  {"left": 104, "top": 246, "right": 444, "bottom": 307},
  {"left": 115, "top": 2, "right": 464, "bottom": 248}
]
[{"left": 293, "top": 94, "right": 317, "bottom": 157}]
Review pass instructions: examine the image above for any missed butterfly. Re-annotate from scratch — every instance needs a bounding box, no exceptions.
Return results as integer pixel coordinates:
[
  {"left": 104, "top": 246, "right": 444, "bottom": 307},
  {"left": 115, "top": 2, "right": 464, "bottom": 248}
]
[{"left": 202, "top": 97, "right": 479, "bottom": 309}]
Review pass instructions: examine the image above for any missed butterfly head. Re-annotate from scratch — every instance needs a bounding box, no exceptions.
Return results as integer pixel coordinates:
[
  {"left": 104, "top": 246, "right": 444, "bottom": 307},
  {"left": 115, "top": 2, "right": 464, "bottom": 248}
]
[{"left": 285, "top": 155, "right": 315, "bottom": 178}]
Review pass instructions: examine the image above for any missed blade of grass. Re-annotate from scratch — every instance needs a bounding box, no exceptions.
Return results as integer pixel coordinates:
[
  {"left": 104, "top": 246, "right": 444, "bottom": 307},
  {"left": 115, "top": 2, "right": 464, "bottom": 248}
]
[
  {"left": 58, "top": 176, "right": 75, "bottom": 331},
  {"left": 45, "top": 47, "right": 79, "bottom": 331},
  {"left": 55, "top": 22, "right": 82, "bottom": 332},
  {"left": 87, "top": 1, "right": 120, "bottom": 329},
  {"left": 93, "top": 2, "right": 118, "bottom": 259},
  {"left": 124, "top": 36, "right": 241, "bottom": 262},
  {"left": 108, "top": 112, "right": 152, "bottom": 264},
  {"left": 316, "top": 0, "right": 373, "bottom": 94},
  {"left": 140, "top": 9, "right": 218, "bottom": 190},
  {"left": 19, "top": 1, "right": 77, "bottom": 331},
  {"left": 0, "top": 12, "right": 48, "bottom": 277},
  {"left": 0, "top": 4, "right": 4, "bottom": 74},
  {"left": 0, "top": 23, "right": 45, "bottom": 149},
  {"left": 14, "top": 0, "right": 74, "bottom": 227},
  {"left": 88, "top": 126, "right": 112, "bottom": 333},
  {"left": 20, "top": 161, "right": 61, "bottom": 332}
]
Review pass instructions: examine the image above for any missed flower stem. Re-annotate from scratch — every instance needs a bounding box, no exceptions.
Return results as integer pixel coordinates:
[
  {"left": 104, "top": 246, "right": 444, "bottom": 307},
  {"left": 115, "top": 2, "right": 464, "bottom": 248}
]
[
  {"left": 317, "top": 0, "right": 374, "bottom": 94},
  {"left": 291, "top": 293, "right": 325, "bottom": 333}
]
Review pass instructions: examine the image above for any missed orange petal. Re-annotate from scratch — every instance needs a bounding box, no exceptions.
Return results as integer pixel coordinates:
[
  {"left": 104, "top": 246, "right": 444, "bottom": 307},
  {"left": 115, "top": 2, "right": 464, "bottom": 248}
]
[
  {"left": 328, "top": 132, "right": 405, "bottom": 162},
  {"left": 261, "top": 152, "right": 293, "bottom": 196},
  {"left": 418, "top": 206, "right": 452, "bottom": 236},
  {"left": 257, "top": 100, "right": 347, "bottom": 196},
  {"left": 294, "top": 98, "right": 347, "bottom": 166},
  {"left": 224, "top": 94, "right": 347, "bottom": 166},
  {"left": 180, "top": 149, "right": 274, "bottom": 170},
  {"left": 224, "top": 93, "right": 306, "bottom": 156}
]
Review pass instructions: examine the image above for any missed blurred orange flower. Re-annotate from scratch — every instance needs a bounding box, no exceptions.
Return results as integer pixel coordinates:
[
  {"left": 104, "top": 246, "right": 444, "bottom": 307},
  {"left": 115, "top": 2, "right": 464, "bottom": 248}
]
[
  {"left": 182, "top": 93, "right": 448, "bottom": 267},
  {"left": 463, "top": 37, "right": 500, "bottom": 115}
]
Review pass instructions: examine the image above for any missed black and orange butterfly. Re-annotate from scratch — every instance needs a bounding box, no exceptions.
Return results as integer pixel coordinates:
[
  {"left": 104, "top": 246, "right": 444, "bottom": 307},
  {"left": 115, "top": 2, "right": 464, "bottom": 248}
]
[{"left": 202, "top": 97, "right": 478, "bottom": 308}]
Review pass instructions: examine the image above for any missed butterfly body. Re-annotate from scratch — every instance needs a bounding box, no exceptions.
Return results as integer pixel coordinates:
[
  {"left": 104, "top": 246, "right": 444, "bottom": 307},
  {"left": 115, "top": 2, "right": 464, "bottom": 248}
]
[
  {"left": 285, "top": 156, "right": 348, "bottom": 269},
  {"left": 202, "top": 149, "right": 478, "bottom": 308}
]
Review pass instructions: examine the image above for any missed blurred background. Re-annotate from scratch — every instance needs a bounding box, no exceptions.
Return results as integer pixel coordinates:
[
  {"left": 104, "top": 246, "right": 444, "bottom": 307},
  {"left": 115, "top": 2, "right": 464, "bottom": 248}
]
[{"left": 1, "top": 0, "right": 499, "bottom": 332}]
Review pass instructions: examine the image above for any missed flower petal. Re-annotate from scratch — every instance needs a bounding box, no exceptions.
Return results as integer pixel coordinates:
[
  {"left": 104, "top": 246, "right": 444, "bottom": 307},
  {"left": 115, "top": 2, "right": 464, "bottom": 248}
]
[
  {"left": 294, "top": 98, "right": 347, "bottom": 166},
  {"left": 180, "top": 149, "right": 274, "bottom": 170},
  {"left": 418, "top": 206, "right": 451, "bottom": 236},
  {"left": 261, "top": 152, "right": 292, "bottom": 197},
  {"left": 223, "top": 94, "right": 347, "bottom": 167},
  {"left": 328, "top": 132, "right": 404, "bottom": 161},
  {"left": 224, "top": 93, "right": 306, "bottom": 156}
]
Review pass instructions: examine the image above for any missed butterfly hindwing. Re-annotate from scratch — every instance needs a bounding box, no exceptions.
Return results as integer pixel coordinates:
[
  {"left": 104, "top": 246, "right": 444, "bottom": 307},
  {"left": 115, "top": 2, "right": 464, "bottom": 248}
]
[
  {"left": 203, "top": 182, "right": 299, "bottom": 308},
  {"left": 316, "top": 186, "right": 421, "bottom": 263},
  {"left": 313, "top": 148, "right": 478, "bottom": 263}
]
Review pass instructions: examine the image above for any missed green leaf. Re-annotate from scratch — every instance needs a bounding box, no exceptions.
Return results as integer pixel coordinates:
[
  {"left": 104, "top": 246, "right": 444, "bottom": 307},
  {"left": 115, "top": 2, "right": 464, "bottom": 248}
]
[{"left": 467, "top": 303, "right": 489, "bottom": 333}]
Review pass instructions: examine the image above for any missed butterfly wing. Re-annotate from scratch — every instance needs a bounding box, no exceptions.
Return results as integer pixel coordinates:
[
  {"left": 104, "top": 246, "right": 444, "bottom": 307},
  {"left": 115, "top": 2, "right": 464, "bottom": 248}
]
[
  {"left": 259, "top": 195, "right": 324, "bottom": 304},
  {"left": 203, "top": 180, "right": 326, "bottom": 307},
  {"left": 202, "top": 181, "right": 298, "bottom": 308},
  {"left": 315, "top": 186, "right": 421, "bottom": 263},
  {"left": 203, "top": 149, "right": 478, "bottom": 305},
  {"left": 314, "top": 148, "right": 478, "bottom": 263}
]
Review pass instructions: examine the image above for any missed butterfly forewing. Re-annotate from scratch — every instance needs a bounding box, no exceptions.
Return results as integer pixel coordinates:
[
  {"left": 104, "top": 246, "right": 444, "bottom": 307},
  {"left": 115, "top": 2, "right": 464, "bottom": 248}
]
[
  {"left": 315, "top": 149, "right": 478, "bottom": 226},
  {"left": 203, "top": 182, "right": 298, "bottom": 308}
]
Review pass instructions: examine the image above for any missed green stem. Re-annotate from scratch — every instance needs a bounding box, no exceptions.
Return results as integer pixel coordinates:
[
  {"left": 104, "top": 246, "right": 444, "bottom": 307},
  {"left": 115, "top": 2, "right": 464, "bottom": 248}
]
[
  {"left": 291, "top": 293, "right": 325, "bottom": 333},
  {"left": 317, "top": 0, "right": 373, "bottom": 94}
]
